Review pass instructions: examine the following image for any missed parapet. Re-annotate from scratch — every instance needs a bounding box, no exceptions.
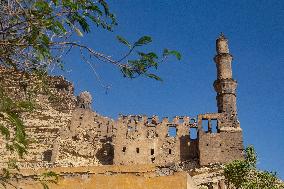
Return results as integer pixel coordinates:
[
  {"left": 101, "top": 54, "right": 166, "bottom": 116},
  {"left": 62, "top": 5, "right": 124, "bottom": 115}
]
[
  {"left": 113, "top": 115, "right": 199, "bottom": 166},
  {"left": 118, "top": 115, "right": 196, "bottom": 126}
]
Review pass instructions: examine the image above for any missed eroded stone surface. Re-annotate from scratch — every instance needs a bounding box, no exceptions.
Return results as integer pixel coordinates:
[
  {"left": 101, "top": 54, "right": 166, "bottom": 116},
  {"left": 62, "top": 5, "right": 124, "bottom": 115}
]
[{"left": 0, "top": 35, "right": 244, "bottom": 189}]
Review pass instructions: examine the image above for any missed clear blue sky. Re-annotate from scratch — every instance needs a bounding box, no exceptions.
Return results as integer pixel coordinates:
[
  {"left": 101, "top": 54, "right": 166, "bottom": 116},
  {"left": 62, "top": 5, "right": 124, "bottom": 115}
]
[{"left": 57, "top": 0, "right": 284, "bottom": 179}]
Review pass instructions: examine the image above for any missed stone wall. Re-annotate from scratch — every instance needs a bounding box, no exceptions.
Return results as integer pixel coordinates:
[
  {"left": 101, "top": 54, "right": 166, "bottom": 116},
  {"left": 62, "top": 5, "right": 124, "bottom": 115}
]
[
  {"left": 113, "top": 115, "right": 199, "bottom": 166},
  {"left": 197, "top": 113, "right": 243, "bottom": 166},
  {"left": 52, "top": 108, "right": 115, "bottom": 166},
  {"left": 4, "top": 164, "right": 235, "bottom": 189},
  {"left": 0, "top": 67, "right": 76, "bottom": 166},
  {"left": 0, "top": 66, "right": 243, "bottom": 169},
  {"left": 5, "top": 165, "right": 199, "bottom": 189}
]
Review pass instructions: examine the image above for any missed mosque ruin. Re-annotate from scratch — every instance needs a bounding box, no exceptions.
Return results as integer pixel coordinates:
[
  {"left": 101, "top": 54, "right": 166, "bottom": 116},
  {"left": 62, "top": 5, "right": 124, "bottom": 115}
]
[{"left": 0, "top": 35, "right": 244, "bottom": 189}]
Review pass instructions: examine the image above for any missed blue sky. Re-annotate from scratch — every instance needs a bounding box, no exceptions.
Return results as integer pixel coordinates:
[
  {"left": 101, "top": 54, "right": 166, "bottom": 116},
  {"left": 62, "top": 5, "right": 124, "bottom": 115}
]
[{"left": 57, "top": 0, "right": 284, "bottom": 178}]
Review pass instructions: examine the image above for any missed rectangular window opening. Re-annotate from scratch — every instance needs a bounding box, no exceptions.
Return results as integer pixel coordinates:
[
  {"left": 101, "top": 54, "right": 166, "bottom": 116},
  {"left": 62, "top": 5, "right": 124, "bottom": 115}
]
[
  {"left": 169, "top": 149, "right": 172, "bottom": 154},
  {"left": 168, "top": 126, "right": 177, "bottom": 137},
  {"left": 202, "top": 119, "right": 209, "bottom": 132},
  {"left": 151, "top": 149, "right": 154, "bottom": 155},
  {"left": 136, "top": 148, "right": 139, "bottom": 153},
  {"left": 190, "top": 128, "right": 197, "bottom": 140},
  {"left": 43, "top": 150, "right": 52, "bottom": 162},
  {"left": 211, "top": 119, "right": 218, "bottom": 133}
]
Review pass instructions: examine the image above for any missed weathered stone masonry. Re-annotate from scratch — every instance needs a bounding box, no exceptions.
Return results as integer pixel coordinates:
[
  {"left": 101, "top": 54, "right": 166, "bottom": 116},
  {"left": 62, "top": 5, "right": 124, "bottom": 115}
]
[{"left": 0, "top": 35, "right": 244, "bottom": 188}]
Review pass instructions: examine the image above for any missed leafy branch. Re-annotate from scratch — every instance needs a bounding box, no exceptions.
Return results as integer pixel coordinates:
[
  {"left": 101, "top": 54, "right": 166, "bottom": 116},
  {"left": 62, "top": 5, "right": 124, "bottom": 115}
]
[
  {"left": 0, "top": 88, "right": 35, "bottom": 158},
  {"left": 115, "top": 35, "right": 181, "bottom": 81},
  {"left": 0, "top": 0, "right": 181, "bottom": 82}
]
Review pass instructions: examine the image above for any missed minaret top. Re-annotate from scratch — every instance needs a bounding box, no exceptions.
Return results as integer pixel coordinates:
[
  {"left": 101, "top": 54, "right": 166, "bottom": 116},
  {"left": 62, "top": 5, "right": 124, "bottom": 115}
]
[
  {"left": 216, "top": 33, "right": 229, "bottom": 54},
  {"left": 218, "top": 32, "right": 226, "bottom": 39}
]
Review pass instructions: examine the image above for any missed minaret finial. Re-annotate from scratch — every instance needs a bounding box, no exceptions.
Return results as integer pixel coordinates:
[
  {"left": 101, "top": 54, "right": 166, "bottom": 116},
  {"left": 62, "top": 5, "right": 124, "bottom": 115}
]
[{"left": 219, "top": 32, "right": 226, "bottom": 39}]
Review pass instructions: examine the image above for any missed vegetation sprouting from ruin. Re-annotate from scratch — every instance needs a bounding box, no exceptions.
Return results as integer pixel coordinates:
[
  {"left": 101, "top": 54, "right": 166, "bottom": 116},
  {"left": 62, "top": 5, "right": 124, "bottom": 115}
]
[{"left": 224, "top": 146, "right": 284, "bottom": 189}]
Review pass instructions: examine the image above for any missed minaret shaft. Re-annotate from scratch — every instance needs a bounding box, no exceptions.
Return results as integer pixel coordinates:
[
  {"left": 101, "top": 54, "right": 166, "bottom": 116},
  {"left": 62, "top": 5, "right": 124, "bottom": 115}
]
[{"left": 213, "top": 34, "right": 238, "bottom": 123}]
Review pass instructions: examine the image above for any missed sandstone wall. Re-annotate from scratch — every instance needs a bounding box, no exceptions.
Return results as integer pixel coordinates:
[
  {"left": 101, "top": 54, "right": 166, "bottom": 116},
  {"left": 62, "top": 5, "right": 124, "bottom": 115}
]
[
  {"left": 52, "top": 108, "right": 115, "bottom": 166},
  {"left": 6, "top": 165, "right": 198, "bottom": 189},
  {"left": 114, "top": 115, "right": 199, "bottom": 166},
  {"left": 197, "top": 113, "right": 243, "bottom": 166},
  {"left": 0, "top": 67, "right": 76, "bottom": 166}
]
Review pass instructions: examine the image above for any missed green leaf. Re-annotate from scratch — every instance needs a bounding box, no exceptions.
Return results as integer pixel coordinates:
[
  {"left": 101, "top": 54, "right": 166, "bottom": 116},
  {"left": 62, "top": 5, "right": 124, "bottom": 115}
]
[
  {"left": 41, "top": 182, "right": 49, "bottom": 189},
  {"left": 52, "top": 21, "right": 67, "bottom": 34},
  {"left": 34, "top": 1, "right": 48, "bottom": 9},
  {"left": 0, "top": 124, "right": 10, "bottom": 139},
  {"left": 13, "top": 142, "right": 27, "bottom": 158},
  {"left": 99, "top": 0, "right": 110, "bottom": 16},
  {"left": 17, "top": 101, "right": 35, "bottom": 112},
  {"left": 121, "top": 67, "right": 133, "bottom": 78},
  {"left": 145, "top": 73, "right": 162, "bottom": 81},
  {"left": 42, "top": 171, "right": 59, "bottom": 183},
  {"left": 72, "top": 13, "right": 90, "bottom": 33},
  {"left": 146, "top": 52, "right": 158, "bottom": 59},
  {"left": 116, "top": 35, "right": 131, "bottom": 48},
  {"left": 86, "top": 4, "right": 102, "bottom": 15},
  {"left": 40, "top": 34, "right": 50, "bottom": 47},
  {"left": 171, "top": 50, "right": 182, "bottom": 60},
  {"left": 163, "top": 49, "right": 182, "bottom": 60},
  {"left": 6, "top": 112, "right": 28, "bottom": 148},
  {"left": 134, "top": 36, "right": 152, "bottom": 46},
  {"left": 34, "top": 1, "right": 52, "bottom": 13}
]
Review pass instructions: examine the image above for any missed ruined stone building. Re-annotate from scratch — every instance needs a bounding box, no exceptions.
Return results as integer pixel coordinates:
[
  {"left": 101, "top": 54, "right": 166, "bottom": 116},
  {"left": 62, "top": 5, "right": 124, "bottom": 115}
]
[{"left": 0, "top": 35, "right": 244, "bottom": 189}]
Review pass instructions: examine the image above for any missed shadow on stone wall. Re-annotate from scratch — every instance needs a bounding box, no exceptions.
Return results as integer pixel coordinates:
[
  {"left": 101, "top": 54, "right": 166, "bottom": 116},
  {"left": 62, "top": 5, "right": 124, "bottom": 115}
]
[
  {"left": 96, "top": 137, "right": 114, "bottom": 165},
  {"left": 180, "top": 136, "right": 198, "bottom": 162}
]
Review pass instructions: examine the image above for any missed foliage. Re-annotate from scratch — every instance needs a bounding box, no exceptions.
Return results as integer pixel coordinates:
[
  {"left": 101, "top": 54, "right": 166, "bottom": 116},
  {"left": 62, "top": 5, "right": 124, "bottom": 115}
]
[
  {"left": 0, "top": 0, "right": 181, "bottom": 81},
  {"left": 224, "top": 146, "right": 284, "bottom": 189},
  {"left": 0, "top": 87, "right": 35, "bottom": 188},
  {"left": 116, "top": 35, "right": 181, "bottom": 81},
  {"left": 40, "top": 171, "right": 59, "bottom": 189},
  {"left": 1, "top": 0, "right": 115, "bottom": 70},
  {"left": 0, "top": 88, "right": 35, "bottom": 158},
  {"left": 0, "top": 158, "right": 19, "bottom": 188}
]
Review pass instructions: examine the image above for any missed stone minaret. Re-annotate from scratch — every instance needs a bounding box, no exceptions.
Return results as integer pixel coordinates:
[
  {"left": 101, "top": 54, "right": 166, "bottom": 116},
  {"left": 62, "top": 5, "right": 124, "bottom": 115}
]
[{"left": 213, "top": 34, "right": 239, "bottom": 127}]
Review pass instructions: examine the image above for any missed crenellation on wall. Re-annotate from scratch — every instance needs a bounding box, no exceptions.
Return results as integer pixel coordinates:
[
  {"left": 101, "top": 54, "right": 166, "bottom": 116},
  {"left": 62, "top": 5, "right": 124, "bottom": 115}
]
[{"left": 113, "top": 115, "right": 199, "bottom": 166}]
